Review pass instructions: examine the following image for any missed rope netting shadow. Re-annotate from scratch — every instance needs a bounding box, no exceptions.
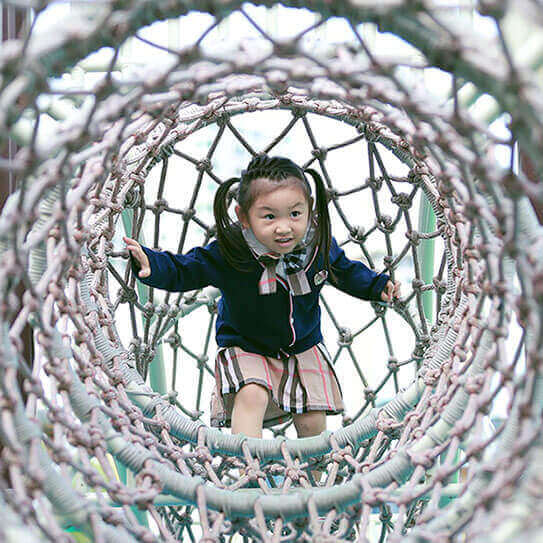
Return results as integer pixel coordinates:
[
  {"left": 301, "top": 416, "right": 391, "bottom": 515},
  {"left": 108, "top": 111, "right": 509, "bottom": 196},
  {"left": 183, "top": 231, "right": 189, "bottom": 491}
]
[{"left": 0, "top": 1, "right": 542, "bottom": 542}]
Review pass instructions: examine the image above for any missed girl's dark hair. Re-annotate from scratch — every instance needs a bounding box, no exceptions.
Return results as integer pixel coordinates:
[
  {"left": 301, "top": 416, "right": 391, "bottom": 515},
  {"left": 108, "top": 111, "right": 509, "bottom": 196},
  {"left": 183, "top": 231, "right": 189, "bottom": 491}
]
[{"left": 213, "top": 154, "right": 336, "bottom": 283}]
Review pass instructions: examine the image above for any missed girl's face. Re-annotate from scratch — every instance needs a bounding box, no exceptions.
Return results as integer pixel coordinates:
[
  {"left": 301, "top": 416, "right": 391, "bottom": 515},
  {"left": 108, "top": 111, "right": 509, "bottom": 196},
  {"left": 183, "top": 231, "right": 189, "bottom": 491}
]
[{"left": 235, "top": 178, "right": 312, "bottom": 254}]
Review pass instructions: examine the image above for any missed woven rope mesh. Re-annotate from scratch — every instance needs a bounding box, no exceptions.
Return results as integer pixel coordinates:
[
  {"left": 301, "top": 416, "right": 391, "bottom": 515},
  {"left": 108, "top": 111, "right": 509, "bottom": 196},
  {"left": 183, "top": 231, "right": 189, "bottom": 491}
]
[{"left": 0, "top": 1, "right": 542, "bottom": 542}]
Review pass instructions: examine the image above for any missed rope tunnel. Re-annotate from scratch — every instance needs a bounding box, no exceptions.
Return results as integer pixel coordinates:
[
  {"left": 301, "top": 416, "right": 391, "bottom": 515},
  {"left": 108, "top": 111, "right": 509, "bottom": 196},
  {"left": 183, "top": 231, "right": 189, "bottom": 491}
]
[{"left": 0, "top": 1, "right": 542, "bottom": 542}]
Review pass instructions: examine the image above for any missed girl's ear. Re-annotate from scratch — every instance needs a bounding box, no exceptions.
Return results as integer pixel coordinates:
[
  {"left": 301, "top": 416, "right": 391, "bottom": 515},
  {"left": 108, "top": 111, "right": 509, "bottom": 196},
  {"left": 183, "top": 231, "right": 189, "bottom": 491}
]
[{"left": 235, "top": 205, "right": 250, "bottom": 229}]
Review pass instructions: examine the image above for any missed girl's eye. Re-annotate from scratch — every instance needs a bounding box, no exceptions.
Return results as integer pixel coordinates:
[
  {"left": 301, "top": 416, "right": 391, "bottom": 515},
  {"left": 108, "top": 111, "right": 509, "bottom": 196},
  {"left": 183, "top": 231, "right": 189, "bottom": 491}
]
[
  {"left": 291, "top": 211, "right": 301, "bottom": 218},
  {"left": 264, "top": 214, "right": 274, "bottom": 220}
]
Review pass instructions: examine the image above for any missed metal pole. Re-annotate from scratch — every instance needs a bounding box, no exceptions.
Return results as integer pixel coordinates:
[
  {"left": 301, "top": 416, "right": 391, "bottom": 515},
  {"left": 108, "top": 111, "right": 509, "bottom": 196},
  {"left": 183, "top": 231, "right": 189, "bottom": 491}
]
[
  {"left": 519, "top": 151, "right": 543, "bottom": 225},
  {"left": 417, "top": 195, "right": 436, "bottom": 324},
  {"left": 1, "top": 5, "right": 33, "bottom": 403}
]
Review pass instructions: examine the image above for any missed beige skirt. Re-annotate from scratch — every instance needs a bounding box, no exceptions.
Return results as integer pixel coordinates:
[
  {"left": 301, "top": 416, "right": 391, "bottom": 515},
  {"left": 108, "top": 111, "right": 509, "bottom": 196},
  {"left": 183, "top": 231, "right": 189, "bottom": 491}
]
[{"left": 210, "top": 343, "right": 344, "bottom": 428}]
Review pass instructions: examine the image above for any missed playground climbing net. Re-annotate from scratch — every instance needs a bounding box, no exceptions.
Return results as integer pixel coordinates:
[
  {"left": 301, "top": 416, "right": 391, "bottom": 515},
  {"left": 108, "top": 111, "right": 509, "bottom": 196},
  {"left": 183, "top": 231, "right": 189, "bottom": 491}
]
[{"left": 0, "top": 1, "right": 542, "bottom": 542}]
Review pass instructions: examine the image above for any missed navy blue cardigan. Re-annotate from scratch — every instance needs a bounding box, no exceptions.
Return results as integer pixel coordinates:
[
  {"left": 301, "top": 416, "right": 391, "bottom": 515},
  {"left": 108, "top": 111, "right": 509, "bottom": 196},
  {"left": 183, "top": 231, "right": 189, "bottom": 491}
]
[{"left": 130, "top": 237, "right": 389, "bottom": 359}]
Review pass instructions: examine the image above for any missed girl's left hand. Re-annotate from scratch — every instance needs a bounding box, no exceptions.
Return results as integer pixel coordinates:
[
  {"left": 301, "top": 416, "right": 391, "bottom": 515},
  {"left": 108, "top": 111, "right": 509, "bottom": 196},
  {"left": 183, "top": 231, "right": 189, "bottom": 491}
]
[{"left": 381, "top": 280, "right": 401, "bottom": 302}]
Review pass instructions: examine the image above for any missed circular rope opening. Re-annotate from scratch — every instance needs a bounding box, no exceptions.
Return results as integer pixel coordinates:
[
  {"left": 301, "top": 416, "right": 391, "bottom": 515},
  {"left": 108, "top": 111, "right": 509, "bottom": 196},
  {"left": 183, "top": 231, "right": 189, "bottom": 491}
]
[{"left": 0, "top": 2, "right": 542, "bottom": 542}]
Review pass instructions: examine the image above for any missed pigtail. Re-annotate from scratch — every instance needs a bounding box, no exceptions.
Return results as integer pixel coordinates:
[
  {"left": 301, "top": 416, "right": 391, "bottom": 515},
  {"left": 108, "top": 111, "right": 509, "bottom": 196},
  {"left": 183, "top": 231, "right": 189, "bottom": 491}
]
[
  {"left": 304, "top": 168, "right": 337, "bottom": 285},
  {"left": 213, "top": 177, "right": 252, "bottom": 272}
]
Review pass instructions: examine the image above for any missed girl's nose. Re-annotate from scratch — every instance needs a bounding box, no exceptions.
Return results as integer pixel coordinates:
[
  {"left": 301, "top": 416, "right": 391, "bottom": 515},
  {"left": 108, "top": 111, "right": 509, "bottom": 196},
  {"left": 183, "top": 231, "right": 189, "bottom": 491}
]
[{"left": 275, "top": 222, "right": 292, "bottom": 234}]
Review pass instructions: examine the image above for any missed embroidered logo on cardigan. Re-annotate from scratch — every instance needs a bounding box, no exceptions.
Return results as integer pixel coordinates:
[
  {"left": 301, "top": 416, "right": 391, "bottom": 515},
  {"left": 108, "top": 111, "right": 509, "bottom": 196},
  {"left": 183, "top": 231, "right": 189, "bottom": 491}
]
[{"left": 313, "top": 270, "right": 328, "bottom": 286}]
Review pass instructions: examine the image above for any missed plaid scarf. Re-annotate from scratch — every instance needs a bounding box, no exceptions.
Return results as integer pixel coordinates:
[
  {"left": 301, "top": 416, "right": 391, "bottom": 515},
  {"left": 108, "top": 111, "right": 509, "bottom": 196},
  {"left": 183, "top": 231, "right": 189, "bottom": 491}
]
[{"left": 242, "top": 218, "right": 317, "bottom": 296}]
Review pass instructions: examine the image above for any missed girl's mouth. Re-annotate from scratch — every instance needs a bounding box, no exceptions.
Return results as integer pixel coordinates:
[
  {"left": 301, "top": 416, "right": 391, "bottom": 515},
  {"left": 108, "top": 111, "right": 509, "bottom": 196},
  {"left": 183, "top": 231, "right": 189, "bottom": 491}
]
[{"left": 276, "top": 238, "right": 293, "bottom": 246}]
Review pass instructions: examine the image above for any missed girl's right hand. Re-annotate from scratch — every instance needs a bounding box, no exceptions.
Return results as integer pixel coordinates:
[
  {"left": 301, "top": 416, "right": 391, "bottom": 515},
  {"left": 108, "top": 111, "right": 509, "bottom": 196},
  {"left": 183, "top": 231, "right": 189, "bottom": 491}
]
[{"left": 123, "top": 236, "right": 151, "bottom": 278}]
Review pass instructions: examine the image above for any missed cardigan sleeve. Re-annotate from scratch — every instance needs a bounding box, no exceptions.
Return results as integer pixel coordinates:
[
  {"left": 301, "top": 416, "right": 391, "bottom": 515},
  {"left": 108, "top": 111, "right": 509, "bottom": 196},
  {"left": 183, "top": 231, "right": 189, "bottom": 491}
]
[
  {"left": 129, "top": 241, "right": 222, "bottom": 292},
  {"left": 329, "top": 236, "right": 389, "bottom": 301}
]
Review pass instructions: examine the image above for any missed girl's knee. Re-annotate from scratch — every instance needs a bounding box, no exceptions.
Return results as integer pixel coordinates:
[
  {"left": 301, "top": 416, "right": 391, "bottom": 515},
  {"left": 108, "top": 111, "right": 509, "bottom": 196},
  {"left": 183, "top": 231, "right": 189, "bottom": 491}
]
[
  {"left": 236, "top": 383, "right": 269, "bottom": 411},
  {"left": 293, "top": 411, "right": 326, "bottom": 438}
]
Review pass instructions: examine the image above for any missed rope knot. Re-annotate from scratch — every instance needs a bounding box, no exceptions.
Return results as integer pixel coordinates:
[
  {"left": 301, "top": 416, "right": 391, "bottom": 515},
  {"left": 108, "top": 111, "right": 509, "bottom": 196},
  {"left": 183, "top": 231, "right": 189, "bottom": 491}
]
[
  {"left": 363, "top": 123, "right": 381, "bottom": 142},
  {"left": 143, "top": 302, "right": 154, "bottom": 318},
  {"left": 216, "top": 113, "right": 229, "bottom": 127},
  {"left": 376, "top": 215, "right": 393, "bottom": 234},
  {"left": 109, "top": 369, "right": 124, "bottom": 386},
  {"left": 383, "top": 255, "right": 394, "bottom": 267},
  {"left": 477, "top": 0, "right": 506, "bottom": 19},
  {"left": 182, "top": 208, "right": 196, "bottom": 220},
  {"left": 368, "top": 176, "right": 383, "bottom": 191},
  {"left": 423, "top": 367, "right": 440, "bottom": 386},
  {"left": 153, "top": 198, "right": 168, "bottom": 214},
  {"left": 371, "top": 300, "right": 387, "bottom": 316},
  {"left": 387, "top": 358, "right": 398, "bottom": 373},
  {"left": 126, "top": 405, "right": 144, "bottom": 424},
  {"left": 463, "top": 201, "right": 480, "bottom": 220},
  {"left": 311, "top": 147, "right": 328, "bottom": 160},
  {"left": 155, "top": 303, "right": 168, "bottom": 317},
  {"left": 533, "top": 269, "right": 543, "bottom": 303},
  {"left": 392, "top": 192, "right": 412, "bottom": 210},
  {"left": 165, "top": 332, "right": 181, "bottom": 349},
  {"left": 407, "top": 449, "right": 434, "bottom": 468},
  {"left": 358, "top": 481, "right": 382, "bottom": 506},
  {"left": 194, "top": 445, "right": 214, "bottom": 464},
  {"left": 196, "top": 158, "right": 212, "bottom": 172},
  {"left": 379, "top": 504, "right": 393, "bottom": 522},
  {"left": 102, "top": 389, "right": 118, "bottom": 402},
  {"left": 465, "top": 374, "right": 485, "bottom": 394},
  {"left": 501, "top": 172, "right": 523, "bottom": 198},
  {"left": 349, "top": 225, "right": 366, "bottom": 241},
  {"left": 452, "top": 345, "right": 467, "bottom": 362},
  {"left": 88, "top": 426, "right": 104, "bottom": 449},
  {"left": 285, "top": 466, "right": 304, "bottom": 482},
  {"left": 411, "top": 278, "right": 424, "bottom": 292},
  {"left": 406, "top": 230, "right": 420, "bottom": 246},
  {"left": 124, "top": 187, "right": 141, "bottom": 207},
  {"left": 437, "top": 175, "right": 455, "bottom": 196},
  {"left": 326, "top": 187, "right": 338, "bottom": 203},
  {"left": 407, "top": 169, "right": 423, "bottom": 185},
  {"left": 120, "top": 287, "right": 138, "bottom": 305},
  {"left": 376, "top": 412, "right": 402, "bottom": 434},
  {"left": 134, "top": 468, "right": 163, "bottom": 508},
  {"left": 274, "top": 38, "right": 298, "bottom": 56},
  {"left": 338, "top": 327, "right": 353, "bottom": 346},
  {"left": 433, "top": 278, "right": 448, "bottom": 295}
]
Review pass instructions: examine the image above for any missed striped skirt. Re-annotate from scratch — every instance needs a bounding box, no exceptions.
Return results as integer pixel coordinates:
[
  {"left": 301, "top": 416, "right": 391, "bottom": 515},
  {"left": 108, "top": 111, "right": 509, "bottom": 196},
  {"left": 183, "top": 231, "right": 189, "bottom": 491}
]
[{"left": 210, "top": 343, "right": 344, "bottom": 428}]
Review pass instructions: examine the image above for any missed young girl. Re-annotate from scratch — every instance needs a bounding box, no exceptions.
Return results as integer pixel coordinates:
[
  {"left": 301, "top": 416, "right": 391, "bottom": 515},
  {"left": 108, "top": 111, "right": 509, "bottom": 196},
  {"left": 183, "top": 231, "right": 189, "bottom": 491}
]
[{"left": 124, "top": 155, "right": 401, "bottom": 442}]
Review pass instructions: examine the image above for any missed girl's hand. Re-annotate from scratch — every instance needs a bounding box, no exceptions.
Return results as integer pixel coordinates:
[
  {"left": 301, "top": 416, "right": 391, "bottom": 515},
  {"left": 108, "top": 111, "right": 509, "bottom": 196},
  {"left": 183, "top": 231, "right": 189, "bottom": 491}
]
[
  {"left": 123, "top": 236, "right": 151, "bottom": 278},
  {"left": 381, "top": 280, "right": 401, "bottom": 303}
]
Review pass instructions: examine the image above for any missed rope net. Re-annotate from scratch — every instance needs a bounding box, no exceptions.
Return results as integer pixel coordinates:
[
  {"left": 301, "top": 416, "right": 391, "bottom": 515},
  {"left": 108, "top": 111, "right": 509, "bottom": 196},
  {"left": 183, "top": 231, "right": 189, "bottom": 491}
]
[{"left": 0, "top": 1, "right": 542, "bottom": 542}]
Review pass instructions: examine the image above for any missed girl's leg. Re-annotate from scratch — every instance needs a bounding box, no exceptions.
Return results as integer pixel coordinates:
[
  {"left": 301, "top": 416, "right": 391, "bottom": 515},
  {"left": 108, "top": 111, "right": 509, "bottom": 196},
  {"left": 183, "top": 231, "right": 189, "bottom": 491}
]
[
  {"left": 231, "top": 383, "right": 269, "bottom": 438},
  {"left": 292, "top": 411, "right": 326, "bottom": 484}
]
